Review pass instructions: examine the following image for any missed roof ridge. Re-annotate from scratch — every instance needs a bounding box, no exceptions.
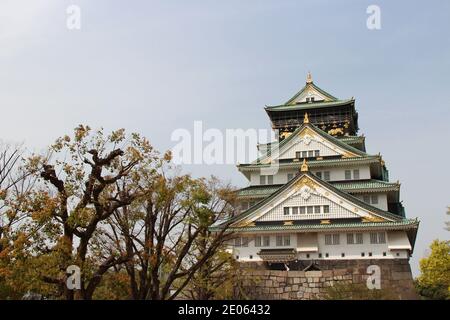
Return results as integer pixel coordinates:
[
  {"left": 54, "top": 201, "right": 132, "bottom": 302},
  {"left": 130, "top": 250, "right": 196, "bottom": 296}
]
[
  {"left": 266, "top": 98, "right": 353, "bottom": 110},
  {"left": 283, "top": 82, "right": 338, "bottom": 106}
]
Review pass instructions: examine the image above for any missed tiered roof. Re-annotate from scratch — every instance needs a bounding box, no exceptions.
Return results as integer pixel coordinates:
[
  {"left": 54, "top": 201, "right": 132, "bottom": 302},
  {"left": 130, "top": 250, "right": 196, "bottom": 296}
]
[
  {"left": 213, "top": 74, "right": 418, "bottom": 252},
  {"left": 237, "top": 179, "right": 400, "bottom": 199},
  {"left": 213, "top": 167, "right": 418, "bottom": 249}
]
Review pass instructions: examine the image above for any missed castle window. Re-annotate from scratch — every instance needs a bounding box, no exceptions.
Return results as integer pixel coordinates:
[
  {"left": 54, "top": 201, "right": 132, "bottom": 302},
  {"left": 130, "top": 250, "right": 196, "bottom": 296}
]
[
  {"left": 353, "top": 169, "right": 360, "bottom": 180},
  {"left": 347, "top": 233, "right": 354, "bottom": 245},
  {"left": 371, "top": 195, "right": 378, "bottom": 204},
  {"left": 292, "top": 207, "right": 299, "bottom": 215},
  {"left": 383, "top": 252, "right": 387, "bottom": 257},
  {"left": 325, "top": 253, "right": 329, "bottom": 258},
  {"left": 314, "top": 206, "right": 321, "bottom": 214},
  {"left": 249, "top": 255, "right": 253, "bottom": 259},
  {"left": 260, "top": 175, "right": 266, "bottom": 185},
  {"left": 242, "top": 237, "right": 249, "bottom": 247},
  {"left": 323, "top": 205, "right": 330, "bottom": 213},
  {"left": 276, "top": 235, "right": 283, "bottom": 246},
  {"left": 341, "top": 253, "right": 345, "bottom": 258},
  {"left": 355, "top": 233, "right": 363, "bottom": 244},
  {"left": 302, "top": 151, "right": 308, "bottom": 158},
  {"left": 284, "top": 207, "right": 290, "bottom": 215},
  {"left": 325, "top": 234, "right": 340, "bottom": 245},
  {"left": 370, "top": 232, "right": 386, "bottom": 244},
  {"left": 234, "top": 238, "right": 242, "bottom": 247},
  {"left": 324, "top": 171, "right": 330, "bottom": 181},
  {"left": 267, "top": 175, "right": 273, "bottom": 184},
  {"left": 345, "top": 170, "right": 351, "bottom": 180},
  {"left": 363, "top": 195, "right": 371, "bottom": 203},
  {"left": 300, "top": 207, "right": 306, "bottom": 214},
  {"left": 306, "top": 254, "right": 310, "bottom": 258},
  {"left": 255, "top": 236, "right": 262, "bottom": 247},
  {"left": 369, "top": 252, "right": 372, "bottom": 257},
  {"left": 316, "top": 172, "right": 322, "bottom": 179},
  {"left": 318, "top": 253, "right": 322, "bottom": 258},
  {"left": 287, "top": 173, "right": 294, "bottom": 181},
  {"left": 332, "top": 234, "right": 340, "bottom": 245},
  {"left": 308, "top": 150, "right": 314, "bottom": 158},
  {"left": 283, "top": 235, "right": 290, "bottom": 246},
  {"left": 348, "top": 233, "right": 363, "bottom": 244},
  {"left": 263, "top": 236, "right": 270, "bottom": 246},
  {"left": 307, "top": 206, "right": 314, "bottom": 214},
  {"left": 361, "top": 252, "right": 365, "bottom": 257},
  {"left": 378, "top": 232, "right": 386, "bottom": 243},
  {"left": 314, "top": 150, "right": 320, "bottom": 157},
  {"left": 296, "top": 151, "right": 301, "bottom": 159},
  {"left": 236, "top": 256, "right": 239, "bottom": 260},
  {"left": 311, "top": 97, "right": 315, "bottom": 102}
]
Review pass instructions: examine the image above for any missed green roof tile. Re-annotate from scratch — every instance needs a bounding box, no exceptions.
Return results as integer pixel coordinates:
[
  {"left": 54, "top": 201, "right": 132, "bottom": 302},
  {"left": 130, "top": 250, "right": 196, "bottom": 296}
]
[
  {"left": 211, "top": 219, "right": 419, "bottom": 232},
  {"left": 237, "top": 179, "right": 399, "bottom": 199},
  {"left": 265, "top": 99, "right": 354, "bottom": 112},
  {"left": 239, "top": 155, "right": 381, "bottom": 171}
]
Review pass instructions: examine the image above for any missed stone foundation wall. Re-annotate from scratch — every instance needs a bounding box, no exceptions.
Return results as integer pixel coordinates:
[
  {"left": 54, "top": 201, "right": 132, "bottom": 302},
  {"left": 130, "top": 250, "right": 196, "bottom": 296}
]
[{"left": 238, "top": 259, "right": 418, "bottom": 300}]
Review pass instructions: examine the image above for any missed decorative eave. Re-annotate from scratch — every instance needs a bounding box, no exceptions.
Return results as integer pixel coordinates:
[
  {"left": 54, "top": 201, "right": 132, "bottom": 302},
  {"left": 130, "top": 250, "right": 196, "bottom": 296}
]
[
  {"left": 331, "top": 180, "right": 401, "bottom": 194},
  {"left": 265, "top": 98, "right": 354, "bottom": 112},
  {"left": 236, "top": 179, "right": 400, "bottom": 199},
  {"left": 258, "top": 135, "right": 366, "bottom": 152},
  {"left": 212, "top": 219, "right": 419, "bottom": 233},
  {"left": 252, "top": 120, "right": 368, "bottom": 165},
  {"left": 338, "top": 135, "right": 366, "bottom": 145},
  {"left": 216, "top": 218, "right": 418, "bottom": 232},
  {"left": 222, "top": 170, "right": 403, "bottom": 231},
  {"left": 238, "top": 155, "right": 382, "bottom": 172}
]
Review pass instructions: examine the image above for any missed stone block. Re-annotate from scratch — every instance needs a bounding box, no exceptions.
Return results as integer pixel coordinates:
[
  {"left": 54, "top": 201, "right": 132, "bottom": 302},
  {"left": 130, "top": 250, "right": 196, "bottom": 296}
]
[
  {"left": 322, "top": 270, "right": 333, "bottom": 277},
  {"left": 305, "top": 271, "right": 322, "bottom": 277}
]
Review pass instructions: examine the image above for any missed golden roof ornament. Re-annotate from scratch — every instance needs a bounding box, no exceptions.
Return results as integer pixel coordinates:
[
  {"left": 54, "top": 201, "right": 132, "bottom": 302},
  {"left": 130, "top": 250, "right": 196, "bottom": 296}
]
[
  {"left": 306, "top": 71, "right": 313, "bottom": 84},
  {"left": 300, "top": 158, "right": 309, "bottom": 172},
  {"left": 303, "top": 112, "right": 309, "bottom": 124}
]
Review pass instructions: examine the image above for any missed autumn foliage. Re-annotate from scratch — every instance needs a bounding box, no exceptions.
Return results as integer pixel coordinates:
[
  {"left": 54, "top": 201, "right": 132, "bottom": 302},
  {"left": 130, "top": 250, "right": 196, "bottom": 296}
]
[{"left": 0, "top": 126, "right": 236, "bottom": 300}]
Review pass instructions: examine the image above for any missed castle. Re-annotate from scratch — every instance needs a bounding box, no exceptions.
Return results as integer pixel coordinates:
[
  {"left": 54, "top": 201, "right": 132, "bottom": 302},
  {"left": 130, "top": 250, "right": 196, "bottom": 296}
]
[{"left": 213, "top": 73, "right": 419, "bottom": 279}]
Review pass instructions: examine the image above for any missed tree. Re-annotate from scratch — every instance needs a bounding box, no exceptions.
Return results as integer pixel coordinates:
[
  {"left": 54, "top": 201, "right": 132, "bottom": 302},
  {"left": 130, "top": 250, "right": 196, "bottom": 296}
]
[
  {"left": 445, "top": 207, "right": 449, "bottom": 231},
  {"left": 108, "top": 173, "right": 236, "bottom": 300},
  {"left": 0, "top": 142, "right": 43, "bottom": 299},
  {"left": 0, "top": 127, "right": 237, "bottom": 300},
  {"left": 21, "top": 125, "right": 160, "bottom": 300},
  {"left": 179, "top": 177, "right": 237, "bottom": 300},
  {"left": 0, "top": 142, "right": 26, "bottom": 254},
  {"left": 416, "top": 240, "right": 450, "bottom": 300}
]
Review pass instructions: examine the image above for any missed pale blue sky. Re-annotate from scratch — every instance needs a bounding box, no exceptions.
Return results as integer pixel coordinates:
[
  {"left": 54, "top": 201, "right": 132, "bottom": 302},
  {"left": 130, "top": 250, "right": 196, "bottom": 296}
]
[{"left": 1, "top": 0, "right": 449, "bottom": 275}]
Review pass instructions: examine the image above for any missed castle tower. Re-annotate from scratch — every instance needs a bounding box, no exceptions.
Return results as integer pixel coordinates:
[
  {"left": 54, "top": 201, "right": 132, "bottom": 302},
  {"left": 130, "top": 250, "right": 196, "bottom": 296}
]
[{"left": 212, "top": 74, "right": 419, "bottom": 298}]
